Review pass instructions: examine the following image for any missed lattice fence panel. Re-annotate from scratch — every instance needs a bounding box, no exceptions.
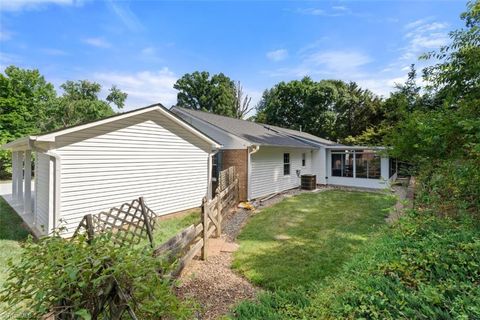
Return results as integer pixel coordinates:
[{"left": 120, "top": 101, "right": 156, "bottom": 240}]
[{"left": 73, "top": 197, "right": 157, "bottom": 247}]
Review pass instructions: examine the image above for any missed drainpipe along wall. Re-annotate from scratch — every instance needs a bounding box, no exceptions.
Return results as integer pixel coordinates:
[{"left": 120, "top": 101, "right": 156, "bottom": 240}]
[{"left": 247, "top": 145, "right": 260, "bottom": 201}]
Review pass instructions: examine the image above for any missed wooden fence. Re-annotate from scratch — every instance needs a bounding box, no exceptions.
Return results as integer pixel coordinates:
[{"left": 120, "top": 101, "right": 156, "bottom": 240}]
[
  {"left": 73, "top": 166, "right": 239, "bottom": 276},
  {"left": 154, "top": 166, "right": 239, "bottom": 276},
  {"left": 73, "top": 197, "right": 157, "bottom": 247}
]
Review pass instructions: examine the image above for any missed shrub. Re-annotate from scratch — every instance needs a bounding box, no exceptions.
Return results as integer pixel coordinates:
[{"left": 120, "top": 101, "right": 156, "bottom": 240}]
[
  {"left": 416, "top": 159, "right": 480, "bottom": 216},
  {"left": 0, "top": 233, "right": 193, "bottom": 319}
]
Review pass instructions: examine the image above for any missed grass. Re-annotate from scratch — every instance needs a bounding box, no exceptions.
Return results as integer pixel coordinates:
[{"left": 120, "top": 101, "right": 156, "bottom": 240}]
[
  {"left": 0, "top": 196, "right": 31, "bottom": 314},
  {"left": 152, "top": 209, "right": 201, "bottom": 245},
  {"left": 232, "top": 190, "right": 396, "bottom": 290}
]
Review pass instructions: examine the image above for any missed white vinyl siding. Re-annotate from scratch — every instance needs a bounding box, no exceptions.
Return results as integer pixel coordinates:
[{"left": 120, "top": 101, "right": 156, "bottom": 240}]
[
  {"left": 34, "top": 152, "right": 52, "bottom": 235},
  {"left": 250, "top": 147, "right": 312, "bottom": 199},
  {"left": 54, "top": 112, "right": 211, "bottom": 236}
]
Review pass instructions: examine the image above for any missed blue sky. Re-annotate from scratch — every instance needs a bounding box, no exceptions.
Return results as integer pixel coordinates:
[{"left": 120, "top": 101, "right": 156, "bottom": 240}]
[{"left": 0, "top": 0, "right": 467, "bottom": 111}]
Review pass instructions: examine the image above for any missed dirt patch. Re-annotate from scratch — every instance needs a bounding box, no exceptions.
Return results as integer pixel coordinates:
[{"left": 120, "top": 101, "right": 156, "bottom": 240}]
[{"left": 386, "top": 184, "right": 410, "bottom": 224}]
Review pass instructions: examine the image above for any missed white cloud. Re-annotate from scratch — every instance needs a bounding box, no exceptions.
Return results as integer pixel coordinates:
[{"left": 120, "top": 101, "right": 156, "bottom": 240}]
[
  {"left": 266, "top": 49, "right": 288, "bottom": 62},
  {"left": 93, "top": 68, "right": 178, "bottom": 110},
  {"left": 298, "top": 8, "right": 326, "bottom": 16},
  {"left": 0, "top": 0, "right": 79, "bottom": 12},
  {"left": 305, "top": 51, "right": 372, "bottom": 72},
  {"left": 82, "top": 37, "right": 111, "bottom": 48},
  {"left": 40, "top": 48, "right": 67, "bottom": 55},
  {"left": 401, "top": 20, "right": 449, "bottom": 61},
  {"left": 0, "top": 29, "right": 13, "bottom": 41},
  {"left": 264, "top": 48, "right": 372, "bottom": 79},
  {"left": 297, "top": 6, "right": 352, "bottom": 17},
  {"left": 107, "top": 0, "right": 143, "bottom": 31}
]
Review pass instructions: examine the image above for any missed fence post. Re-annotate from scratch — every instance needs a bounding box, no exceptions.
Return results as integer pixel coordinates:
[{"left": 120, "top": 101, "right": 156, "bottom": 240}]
[
  {"left": 216, "top": 197, "right": 222, "bottom": 238},
  {"left": 201, "top": 197, "right": 208, "bottom": 260},
  {"left": 85, "top": 214, "right": 94, "bottom": 243},
  {"left": 139, "top": 197, "right": 154, "bottom": 248}
]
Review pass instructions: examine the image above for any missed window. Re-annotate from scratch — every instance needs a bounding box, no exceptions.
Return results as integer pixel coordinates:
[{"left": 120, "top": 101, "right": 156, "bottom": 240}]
[
  {"left": 331, "top": 150, "right": 381, "bottom": 179},
  {"left": 355, "top": 151, "right": 380, "bottom": 179},
  {"left": 302, "top": 153, "right": 306, "bottom": 167},
  {"left": 211, "top": 152, "right": 222, "bottom": 181},
  {"left": 283, "top": 153, "right": 290, "bottom": 175},
  {"left": 331, "top": 151, "right": 353, "bottom": 177}
]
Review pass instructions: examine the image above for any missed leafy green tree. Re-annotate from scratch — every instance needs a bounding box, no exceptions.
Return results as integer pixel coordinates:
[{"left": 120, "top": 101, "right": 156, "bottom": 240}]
[
  {"left": 0, "top": 66, "right": 57, "bottom": 178},
  {"left": 0, "top": 66, "right": 128, "bottom": 179},
  {"left": 46, "top": 80, "right": 126, "bottom": 130},
  {"left": 256, "top": 77, "right": 384, "bottom": 142},
  {"left": 174, "top": 71, "right": 236, "bottom": 116},
  {"left": 386, "top": 0, "right": 480, "bottom": 214}
]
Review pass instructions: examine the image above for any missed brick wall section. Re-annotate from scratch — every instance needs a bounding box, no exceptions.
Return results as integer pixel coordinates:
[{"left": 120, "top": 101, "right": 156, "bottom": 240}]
[{"left": 221, "top": 149, "right": 248, "bottom": 201}]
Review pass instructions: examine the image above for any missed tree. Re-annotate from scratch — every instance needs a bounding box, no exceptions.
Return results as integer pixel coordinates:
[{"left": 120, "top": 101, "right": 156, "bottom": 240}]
[
  {"left": 0, "top": 66, "right": 57, "bottom": 178},
  {"left": 174, "top": 71, "right": 236, "bottom": 117},
  {"left": 233, "top": 81, "right": 253, "bottom": 119},
  {"left": 255, "top": 77, "right": 384, "bottom": 142},
  {"left": 46, "top": 80, "right": 126, "bottom": 129},
  {"left": 385, "top": 0, "right": 480, "bottom": 214},
  {"left": 0, "top": 66, "right": 128, "bottom": 178}
]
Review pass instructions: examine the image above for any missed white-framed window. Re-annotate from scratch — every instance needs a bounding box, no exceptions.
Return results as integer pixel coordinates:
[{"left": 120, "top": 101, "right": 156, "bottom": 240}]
[
  {"left": 302, "top": 153, "right": 306, "bottom": 167},
  {"left": 331, "top": 150, "right": 380, "bottom": 179},
  {"left": 283, "top": 153, "right": 290, "bottom": 175}
]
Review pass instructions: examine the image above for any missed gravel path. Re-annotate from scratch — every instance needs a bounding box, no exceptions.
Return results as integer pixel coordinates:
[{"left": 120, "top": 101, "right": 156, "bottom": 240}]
[{"left": 175, "top": 252, "right": 258, "bottom": 320}]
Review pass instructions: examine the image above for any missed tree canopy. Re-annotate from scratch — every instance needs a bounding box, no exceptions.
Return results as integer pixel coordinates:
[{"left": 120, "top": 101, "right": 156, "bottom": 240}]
[
  {"left": 255, "top": 78, "right": 384, "bottom": 142},
  {"left": 0, "top": 66, "right": 127, "bottom": 178},
  {"left": 174, "top": 71, "right": 237, "bottom": 117}
]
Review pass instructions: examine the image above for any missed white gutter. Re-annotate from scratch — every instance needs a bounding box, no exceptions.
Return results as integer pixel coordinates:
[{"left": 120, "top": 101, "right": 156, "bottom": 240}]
[{"left": 247, "top": 145, "right": 260, "bottom": 201}]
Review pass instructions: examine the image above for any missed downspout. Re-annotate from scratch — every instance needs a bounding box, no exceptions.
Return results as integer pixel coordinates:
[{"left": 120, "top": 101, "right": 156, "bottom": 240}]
[
  {"left": 45, "top": 149, "right": 61, "bottom": 233},
  {"left": 247, "top": 145, "right": 260, "bottom": 201}
]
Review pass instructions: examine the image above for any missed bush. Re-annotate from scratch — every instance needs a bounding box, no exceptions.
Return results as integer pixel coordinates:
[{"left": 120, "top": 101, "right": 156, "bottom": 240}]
[
  {"left": 0, "top": 233, "right": 193, "bottom": 319},
  {"left": 416, "top": 159, "right": 480, "bottom": 216}
]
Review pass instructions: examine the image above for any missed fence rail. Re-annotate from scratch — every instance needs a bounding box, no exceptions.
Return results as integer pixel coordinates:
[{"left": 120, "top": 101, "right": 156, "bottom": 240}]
[
  {"left": 73, "top": 166, "right": 239, "bottom": 276},
  {"left": 154, "top": 166, "right": 239, "bottom": 275}
]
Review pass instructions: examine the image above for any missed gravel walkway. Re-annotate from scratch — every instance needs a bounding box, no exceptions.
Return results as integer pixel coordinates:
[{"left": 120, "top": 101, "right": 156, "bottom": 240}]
[{"left": 175, "top": 252, "right": 257, "bottom": 320}]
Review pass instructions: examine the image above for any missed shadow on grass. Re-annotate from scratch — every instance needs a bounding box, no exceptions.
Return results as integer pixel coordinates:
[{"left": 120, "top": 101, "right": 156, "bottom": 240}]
[{"left": 0, "top": 197, "right": 30, "bottom": 241}]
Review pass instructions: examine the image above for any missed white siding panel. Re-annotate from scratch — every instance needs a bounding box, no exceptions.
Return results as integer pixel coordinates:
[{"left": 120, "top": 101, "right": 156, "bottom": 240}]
[
  {"left": 34, "top": 152, "right": 51, "bottom": 235},
  {"left": 55, "top": 115, "right": 210, "bottom": 237},
  {"left": 250, "top": 147, "right": 313, "bottom": 199}
]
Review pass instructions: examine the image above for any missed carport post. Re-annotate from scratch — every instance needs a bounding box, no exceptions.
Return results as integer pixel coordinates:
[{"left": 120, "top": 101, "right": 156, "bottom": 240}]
[
  {"left": 12, "top": 151, "right": 18, "bottom": 199},
  {"left": 24, "top": 150, "right": 32, "bottom": 214},
  {"left": 16, "top": 151, "right": 24, "bottom": 204}
]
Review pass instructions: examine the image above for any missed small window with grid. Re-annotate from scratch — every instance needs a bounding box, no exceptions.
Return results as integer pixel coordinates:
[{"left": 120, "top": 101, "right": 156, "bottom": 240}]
[{"left": 283, "top": 153, "right": 290, "bottom": 175}]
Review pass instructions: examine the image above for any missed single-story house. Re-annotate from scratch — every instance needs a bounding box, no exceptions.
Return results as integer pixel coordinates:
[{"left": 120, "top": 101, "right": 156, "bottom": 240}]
[
  {"left": 171, "top": 107, "right": 394, "bottom": 201},
  {"left": 2, "top": 104, "right": 220, "bottom": 237}
]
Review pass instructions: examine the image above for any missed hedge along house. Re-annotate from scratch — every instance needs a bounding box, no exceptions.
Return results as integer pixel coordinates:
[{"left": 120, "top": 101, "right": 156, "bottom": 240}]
[
  {"left": 2, "top": 104, "right": 220, "bottom": 237},
  {"left": 172, "top": 107, "right": 394, "bottom": 201}
]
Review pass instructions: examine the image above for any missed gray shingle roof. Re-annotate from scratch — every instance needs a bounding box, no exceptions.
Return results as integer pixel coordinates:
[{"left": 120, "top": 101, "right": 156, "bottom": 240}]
[{"left": 171, "top": 107, "right": 336, "bottom": 148}]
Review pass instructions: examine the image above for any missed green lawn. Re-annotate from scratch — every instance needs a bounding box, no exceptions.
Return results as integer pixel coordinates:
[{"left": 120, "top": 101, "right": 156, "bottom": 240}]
[
  {"left": 0, "top": 197, "right": 31, "bottom": 314},
  {"left": 232, "top": 190, "right": 396, "bottom": 290},
  {"left": 152, "top": 209, "right": 201, "bottom": 245}
]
